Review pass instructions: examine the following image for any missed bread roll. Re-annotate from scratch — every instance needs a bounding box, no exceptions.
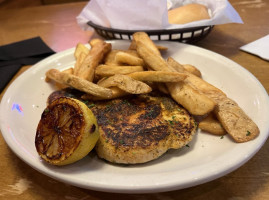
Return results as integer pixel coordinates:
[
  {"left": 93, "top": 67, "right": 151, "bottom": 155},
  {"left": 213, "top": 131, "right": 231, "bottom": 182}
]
[{"left": 168, "top": 3, "right": 210, "bottom": 24}]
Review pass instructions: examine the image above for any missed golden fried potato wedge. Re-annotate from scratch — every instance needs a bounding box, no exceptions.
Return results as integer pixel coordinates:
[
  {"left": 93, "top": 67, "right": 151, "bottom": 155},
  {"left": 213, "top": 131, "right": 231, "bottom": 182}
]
[
  {"left": 115, "top": 51, "right": 144, "bottom": 66},
  {"left": 46, "top": 69, "right": 112, "bottom": 98},
  {"left": 82, "top": 86, "right": 128, "bottom": 100},
  {"left": 167, "top": 58, "right": 201, "bottom": 77},
  {"left": 45, "top": 67, "right": 74, "bottom": 89},
  {"left": 129, "top": 39, "right": 168, "bottom": 51},
  {"left": 166, "top": 57, "right": 185, "bottom": 72},
  {"left": 128, "top": 71, "right": 187, "bottom": 82},
  {"left": 156, "top": 45, "right": 168, "bottom": 51},
  {"left": 104, "top": 49, "right": 121, "bottom": 66},
  {"left": 128, "top": 40, "right": 137, "bottom": 50},
  {"left": 104, "top": 49, "right": 141, "bottom": 66},
  {"left": 183, "top": 64, "right": 202, "bottom": 77},
  {"left": 74, "top": 52, "right": 87, "bottom": 74},
  {"left": 74, "top": 43, "right": 89, "bottom": 60},
  {"left": 95, "top": 65, "right": 144, "bottom": 77},
  {"left": 199, "top": 113, "right": 227, "bottom": 135},
  {"left": 167, "top": 57, "right": 225, "bottom": 97},
  {"left": 97, "top": 74, "right": 152, "bottom": 94},
  {"left": 62, "top": 67, "right": 74, "bottom": 75},
  {"left": 215, "top": 98, "right": 259, "bottom": 142},
  {"left": 124, "top": 49, "right": 141, "bottom": 57},
  {"left": 166, "top": 82, "right": 215, "bottom": 116},
  {"left": 74, "top": 40, "right": 111, "bottom": 81},
  {"left": 133, "top": 32, "right": 162, "bottom": 56},
  {"left": 167, "top": 56, "right": 260, "bottom": 142},
  {"left": 136, "top": 40, "right": 174, "bottom": 72},
  {"left": 135, "top": 34, "right": 215, "bottom": 115},
  {"left": 89, "top": 38, "right": 105, "bottom": 47}
]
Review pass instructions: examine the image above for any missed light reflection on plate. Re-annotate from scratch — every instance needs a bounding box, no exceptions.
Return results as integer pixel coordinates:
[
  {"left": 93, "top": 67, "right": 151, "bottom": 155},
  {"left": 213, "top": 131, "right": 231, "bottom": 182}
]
[{"left": 0, "top": 41, "right": 269, "bottom": 193}]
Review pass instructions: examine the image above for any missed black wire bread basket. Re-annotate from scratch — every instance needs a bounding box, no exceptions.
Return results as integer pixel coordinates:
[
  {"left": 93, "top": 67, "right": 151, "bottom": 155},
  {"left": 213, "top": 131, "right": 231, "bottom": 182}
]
[{"left": 87, "top": 21, "right": 213, "bottom": 44}]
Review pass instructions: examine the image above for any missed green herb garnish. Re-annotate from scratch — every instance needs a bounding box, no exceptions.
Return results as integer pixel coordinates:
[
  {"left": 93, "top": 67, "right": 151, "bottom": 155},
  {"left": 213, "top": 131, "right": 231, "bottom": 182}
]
[
  {"left": 123, "top": 99, "right": 131, "bottom": 105},
  {"left": 168, "top": 120, "right": 173, "bottom": 125},
  {"left": 246, "top": 131, "right": 251, "bottom": 136},
  {"left": 83, "top": 100, "right": 89, "bottom": 104},
  {"left": 88, "top": 103, "right": 95, "bottom": 108}
]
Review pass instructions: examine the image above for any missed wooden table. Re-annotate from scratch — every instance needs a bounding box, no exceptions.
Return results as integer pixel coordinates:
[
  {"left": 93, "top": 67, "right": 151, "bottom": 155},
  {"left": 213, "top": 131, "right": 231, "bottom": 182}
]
[{"left": 0, "top": 1, "right": 268, "bottom": 199}]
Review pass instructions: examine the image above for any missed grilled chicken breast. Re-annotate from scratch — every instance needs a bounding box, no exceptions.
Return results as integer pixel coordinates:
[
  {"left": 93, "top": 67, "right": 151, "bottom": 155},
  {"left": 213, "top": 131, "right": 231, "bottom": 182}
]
[{"left": 48, "top": 88, "right": 197, "bottom": 164}]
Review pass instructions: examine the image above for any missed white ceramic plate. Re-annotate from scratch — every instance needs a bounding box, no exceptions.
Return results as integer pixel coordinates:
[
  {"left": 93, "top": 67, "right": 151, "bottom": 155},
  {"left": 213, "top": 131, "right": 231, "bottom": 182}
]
[{"left": 1, "top": 41, "right": 269, "bottom": 194}]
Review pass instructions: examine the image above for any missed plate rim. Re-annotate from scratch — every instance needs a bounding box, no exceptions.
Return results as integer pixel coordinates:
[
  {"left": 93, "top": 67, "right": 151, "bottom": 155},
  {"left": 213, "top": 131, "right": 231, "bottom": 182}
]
[{"left": 1, "top": 40, "right": 269, "bottom": 194}]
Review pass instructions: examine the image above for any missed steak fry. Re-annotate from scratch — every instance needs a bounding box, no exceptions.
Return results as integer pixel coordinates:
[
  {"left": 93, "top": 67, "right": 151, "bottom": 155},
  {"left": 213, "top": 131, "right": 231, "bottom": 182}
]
[
  {"left": 82, "top": 87, "right": 128, "bottom": 101},
  {"left": 74, "top": 39, "right": 111, "bottom": 82},
  {"left": 166, "top": 82, "right": 216, "bottom": 116},
  {"left": 133, "top": 32, "right": 162, "bottom": 57},
  {"left": 167, "top": 56, "right": 260, "bottom": 143},
  {"left": 95, "top": 65, "right": 144, "bottom": 77},
  {"left": 167, "top": 57, "right": 226, "bottom": 100},
  {"left": 199, "top": 113, "right": 227, "bottom": 136},
  {"left": 127, "top": 71, "right": 187, "bottom": 82},
  {"left": 114, "top": 51, "right": 144, "bottom": 66},
  {"left": 74, "top": 43, "right": 89, "bottom": 60},
  {"left": 183, "top": 64, "right": 202, "bottom": 77},
  {"left": 135, "top": 36, "right": 215, "bottom": 116},
  {"left": 46, "top": 69, "right": 113, "bottom": 98},
  {"left": 168, "top": 59, "right": 202, "bottom": 77},
  {"left": 134, "top": 32, "right": 259, "bottom": 142},
  {"left": 215, "top": 98, "right": 259, "bottom": 142},
  {"left": 97, "top": 74, "right": 152, "bottom": 94}
]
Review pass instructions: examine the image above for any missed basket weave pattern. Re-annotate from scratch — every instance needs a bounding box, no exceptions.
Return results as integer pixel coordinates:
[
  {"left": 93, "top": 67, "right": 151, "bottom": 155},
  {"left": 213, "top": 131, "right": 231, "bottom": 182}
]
[{"left": 87, "top": 21, "right": 213, "bottom": 44}]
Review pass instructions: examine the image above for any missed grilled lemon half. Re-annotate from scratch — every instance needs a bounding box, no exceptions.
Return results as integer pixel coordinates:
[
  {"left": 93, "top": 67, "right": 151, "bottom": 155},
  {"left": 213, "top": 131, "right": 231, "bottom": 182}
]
[{"left": 35, "top": 97, "right": 99, "bottom": 165}]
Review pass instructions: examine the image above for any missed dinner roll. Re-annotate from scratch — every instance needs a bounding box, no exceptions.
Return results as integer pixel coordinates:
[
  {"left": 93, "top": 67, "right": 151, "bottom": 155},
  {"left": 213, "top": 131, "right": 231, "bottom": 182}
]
[{"left": 168, "top": 3, "right": 210, "bottom": 24}]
